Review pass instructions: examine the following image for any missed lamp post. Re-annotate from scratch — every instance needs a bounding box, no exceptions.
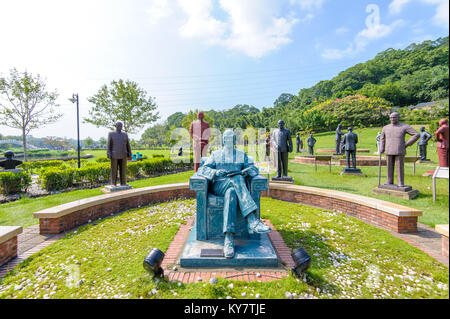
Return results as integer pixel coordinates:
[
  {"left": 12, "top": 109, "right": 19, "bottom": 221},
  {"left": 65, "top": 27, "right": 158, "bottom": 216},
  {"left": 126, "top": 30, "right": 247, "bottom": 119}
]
[{"left": 68, "top": 93, "right": 81, "bottom": 169}]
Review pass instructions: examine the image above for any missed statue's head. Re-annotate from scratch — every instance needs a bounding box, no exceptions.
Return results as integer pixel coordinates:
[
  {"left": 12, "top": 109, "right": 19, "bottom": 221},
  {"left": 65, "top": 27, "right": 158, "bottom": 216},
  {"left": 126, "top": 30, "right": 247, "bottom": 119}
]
[
  {"left": 420, "top": 126, "right": 425, "bottom": 132},
  {"left": 4, "top": 151, "right": 14, "bottom": 159},
  {"left": 338, "top": 124, "right": 342, "bottom": 129},
  {"left": 439, "top": 118, "right": 448, "bottom": 127},
  {"left": 197, "top": 112, "right": 205, "bottom": 121},
  {"left": 222, "top": 129, "right": 236, "bottom": 148},
  {"left": 115, "top": 121, "right": 123, "bottom": 132},
  {"left": 348, "top": 127, "right": 353, "bottom": 132},
  {"left": 390, "top": 112, "right": 400, "bottom": 125},
  {"left": 278, "top": 120, "right": 285, "bottom": 129}
]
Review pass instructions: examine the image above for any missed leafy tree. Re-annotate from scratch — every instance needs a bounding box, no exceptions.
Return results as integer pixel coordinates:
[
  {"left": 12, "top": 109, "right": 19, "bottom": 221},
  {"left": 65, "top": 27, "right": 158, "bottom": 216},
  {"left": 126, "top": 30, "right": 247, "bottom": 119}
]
[
  {"left": 83, "top": 136, "right": 94, "bottom": 148},
  {"left": 85, "top": 79, "right": 159, "bottom": 134},
  {"left": 273, "top": 93, "right": 294, "bottom": 107},
  {"left": 0, "top": 68, "right": 62, "bottom": 161},
  {"left": 98, "top": 137, "right": 107, "bottom": 148},
  {"left": 141, "top": 123, "right": 168, "bottom": 147}
]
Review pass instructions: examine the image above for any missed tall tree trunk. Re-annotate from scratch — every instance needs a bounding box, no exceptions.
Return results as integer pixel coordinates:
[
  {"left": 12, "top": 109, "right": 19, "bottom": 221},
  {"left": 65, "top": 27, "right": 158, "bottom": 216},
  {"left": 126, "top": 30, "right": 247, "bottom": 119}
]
[{"left": 22, "top": 127, "right": 27, "bottom": 162}]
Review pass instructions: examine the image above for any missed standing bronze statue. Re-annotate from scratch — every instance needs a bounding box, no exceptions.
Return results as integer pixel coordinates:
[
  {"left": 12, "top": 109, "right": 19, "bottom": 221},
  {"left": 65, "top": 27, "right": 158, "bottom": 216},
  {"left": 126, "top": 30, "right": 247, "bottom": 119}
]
[
  {"left": 107, "top": 121, "right": 132, "bottom": 187},
  {"left": 334, "top": 124, "right": 344, "bottom": 155},
  {"left": 435, "top": 118, "right": 449, "bottom": 167},
  {"left": 190, "top": 112, "right": 210, "bottom": 172},
  {"left": 271, "top": 120, "right": 293, "bottom": 182},
  {"left": 341, "top": 127, "right": 363, "bottom": 176},
  {"left": 379, "top": 112, "right": 419, "bottom": 191},
  {"left": 307, "top": 134, "right": 316, "bottom": 155},
  {"left": 418, "top": 127, "right": 432, "bottom": 161},
  {"left": 296, "top": 133, "right": 300, "bottom": 153}
]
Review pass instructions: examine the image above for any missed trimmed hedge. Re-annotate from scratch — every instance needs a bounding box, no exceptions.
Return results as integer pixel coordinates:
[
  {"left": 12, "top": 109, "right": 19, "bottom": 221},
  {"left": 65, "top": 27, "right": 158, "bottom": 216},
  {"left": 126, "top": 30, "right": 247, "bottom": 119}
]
[
  {"left": 0, "top": 171, "right": 32, "bottom": 195},
  {"left": 19, "top": 159, "right": 88, "bottom": 174},
  {"left": 38, "top": 157, "right": 193, "bottom": 191}
]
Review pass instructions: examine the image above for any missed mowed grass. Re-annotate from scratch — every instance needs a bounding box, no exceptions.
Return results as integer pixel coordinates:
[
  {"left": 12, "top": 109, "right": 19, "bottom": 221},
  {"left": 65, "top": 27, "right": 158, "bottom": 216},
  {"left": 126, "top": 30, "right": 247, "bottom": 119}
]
[
  {"left": 286, "top": 126, "right": 449, "bottom": 227},
  {"left": 0, "top": 198, "right": 447, "bottom": 299},
  {"left": 0, "top": 171, "right": 193, "bottom": 229}
]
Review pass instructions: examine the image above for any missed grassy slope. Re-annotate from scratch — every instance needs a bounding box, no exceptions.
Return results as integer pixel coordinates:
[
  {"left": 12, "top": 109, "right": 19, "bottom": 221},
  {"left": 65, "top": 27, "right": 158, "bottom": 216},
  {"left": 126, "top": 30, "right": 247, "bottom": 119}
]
[{"left": 0, "top": 198, "right": 447, "bottom": 299}]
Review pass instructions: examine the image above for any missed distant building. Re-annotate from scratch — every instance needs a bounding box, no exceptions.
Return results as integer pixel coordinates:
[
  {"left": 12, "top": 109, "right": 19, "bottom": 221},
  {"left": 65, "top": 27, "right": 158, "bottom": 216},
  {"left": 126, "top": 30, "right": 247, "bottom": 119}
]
[{"left": 408, "top": 100, "right": 446, "bottom": 111}]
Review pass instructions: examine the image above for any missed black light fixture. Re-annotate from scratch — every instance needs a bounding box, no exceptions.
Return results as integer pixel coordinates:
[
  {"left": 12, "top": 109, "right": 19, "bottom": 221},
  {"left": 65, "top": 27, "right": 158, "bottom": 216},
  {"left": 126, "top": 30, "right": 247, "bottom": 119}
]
[
  {"left": 143, "top": 248, "right": 165, "bottom": 279},
  {"left": 291, "top": 248, "right": 312, "bottom": 277}
]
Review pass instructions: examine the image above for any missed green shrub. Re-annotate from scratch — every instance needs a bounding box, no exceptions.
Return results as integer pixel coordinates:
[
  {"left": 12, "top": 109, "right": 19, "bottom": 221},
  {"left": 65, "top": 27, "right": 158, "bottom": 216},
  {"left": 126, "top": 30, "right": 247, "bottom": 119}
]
[
  {"left": 19, "top": 160, "right": 65, "bottom": 174},
  {"left": 0, "top": 171, "right": 32, "bottom": 195},
  {"left": 37, "top": 157, "right": 193, "bottom": 191},
  {"left": 95, "top": 157, "right": 110, "bottom": 163},
  {"left": 152, "top": 154, "right": 165, "bottom": 158},
  {"left": 38, "top": 167, "right": 75, "bottom": 191}
]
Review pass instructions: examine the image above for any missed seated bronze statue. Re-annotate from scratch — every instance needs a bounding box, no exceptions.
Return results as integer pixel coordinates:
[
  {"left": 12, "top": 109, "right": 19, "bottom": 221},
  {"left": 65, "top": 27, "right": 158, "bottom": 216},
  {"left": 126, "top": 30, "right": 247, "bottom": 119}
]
[{"left": 192, "top": 130, "right": 271, "bottom": 259}]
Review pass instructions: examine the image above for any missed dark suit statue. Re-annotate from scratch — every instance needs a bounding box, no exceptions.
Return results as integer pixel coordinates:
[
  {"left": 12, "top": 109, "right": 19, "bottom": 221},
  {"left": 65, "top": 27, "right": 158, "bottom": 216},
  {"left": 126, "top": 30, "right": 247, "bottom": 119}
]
[
  {"left": 335, "top": 124, "right": 344, "bottom": 155},
  {"left": 307, "top": 134, "right": 316, "bottom": 155},
  {"left": 107, "top": 121, "right": 132, "bottom": 186},
  {"left": 418, "top": 127, "right": 432, "bottom": 161},
  {"left": 296, "top": 133, "right": 300, "bottom": 153},
  {"left": 380, "top": 112, "right": 419, "bottom": 187},
  {"left": 342, "top": 127, "right": 358, "bottom": 169},
  {"left": 271, "top": 120, "right": 293, "bottom": 179}
]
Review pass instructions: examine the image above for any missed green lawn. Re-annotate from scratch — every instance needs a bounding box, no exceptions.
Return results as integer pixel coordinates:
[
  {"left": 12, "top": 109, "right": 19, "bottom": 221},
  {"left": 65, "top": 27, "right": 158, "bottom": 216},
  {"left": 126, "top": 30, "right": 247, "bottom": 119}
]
[
  {"left": 0, "top": 171, "right": 193, "bottom": 229},
  {"left": 286, "top": 126, "right": 448, "bottom": 227},
  {"left": 0, "top": 198, "right": 447, "bottom": 299}
]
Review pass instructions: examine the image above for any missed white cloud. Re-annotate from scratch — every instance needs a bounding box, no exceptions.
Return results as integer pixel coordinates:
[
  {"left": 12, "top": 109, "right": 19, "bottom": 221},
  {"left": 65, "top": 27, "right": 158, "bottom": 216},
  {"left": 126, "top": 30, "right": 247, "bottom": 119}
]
[
  {"left": 148, "top": 0, "right": 324, "bottom": 58},
  {"left": 389, "top": 0, "right": 412, "bottom": 14},
  {"left": 147, "top": 0, "right": 173, "bottom": 24},
  {"left": 178, "top": 0, "right": 227, "bottom": 43},
  {"left": 290, "top": 0, "right": 325, "bottom": 11},
  {"left": 322, "top": 4, "right": 404, "bottom": 60},
  {"left": 389, "top": 0, "right": 449, "bottom": 28},
  {"left": 336, "top": 27, "right": 350, "bottom": 35}
]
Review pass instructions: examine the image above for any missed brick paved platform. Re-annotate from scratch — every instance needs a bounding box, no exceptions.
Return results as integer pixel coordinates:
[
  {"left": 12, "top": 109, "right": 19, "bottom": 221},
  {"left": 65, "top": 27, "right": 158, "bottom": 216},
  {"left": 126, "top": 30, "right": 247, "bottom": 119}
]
[{"left": 162, "top": 218, "right": 294, "bottom": 283}]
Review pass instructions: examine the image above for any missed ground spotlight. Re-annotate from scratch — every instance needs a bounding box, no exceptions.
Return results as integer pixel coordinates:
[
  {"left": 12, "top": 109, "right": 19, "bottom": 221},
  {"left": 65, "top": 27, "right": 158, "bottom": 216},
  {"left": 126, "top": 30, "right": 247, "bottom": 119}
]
[
  {"left": 143, "top": 248, "right": 165, "bottom": 279},
  {"left": 291, "top": 248, "right": 312, "bottom": 277}
]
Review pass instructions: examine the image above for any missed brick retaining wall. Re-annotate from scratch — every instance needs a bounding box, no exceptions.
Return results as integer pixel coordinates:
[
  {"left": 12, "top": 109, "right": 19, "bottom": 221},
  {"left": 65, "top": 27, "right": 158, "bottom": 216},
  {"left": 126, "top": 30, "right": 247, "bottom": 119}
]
[
  {"left": 262, "top": 186, "right": 421, "bottom": 233},
  {"left": 0, "top": 237, "right": 17, "bottom": 266},
  {"left": 0, "top": 226, "right": 22, "bottom": 266},
  {"left": 34, "top": 183, "right": 421, "bottom": 236},
  {"left": 38, "top": 188, "right": 195, "bottom": 234}
]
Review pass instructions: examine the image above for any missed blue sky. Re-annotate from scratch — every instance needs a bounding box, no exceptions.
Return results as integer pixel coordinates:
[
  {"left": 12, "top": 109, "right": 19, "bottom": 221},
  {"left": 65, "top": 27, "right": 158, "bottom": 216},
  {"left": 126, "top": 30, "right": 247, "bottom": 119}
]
[{"left": 0, "top": 0, "right": 448, "bottom": 140}]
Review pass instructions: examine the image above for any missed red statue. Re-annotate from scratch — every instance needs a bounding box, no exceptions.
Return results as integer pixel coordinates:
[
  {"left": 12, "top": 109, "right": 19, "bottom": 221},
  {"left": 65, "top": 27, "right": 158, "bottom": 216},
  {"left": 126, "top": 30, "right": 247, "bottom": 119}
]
[
  {"left": 190, "top": 111, "right": 210, "bottom": 172},
  {"left": 435, "top": 118, "right": 449, "bottom": 167}
]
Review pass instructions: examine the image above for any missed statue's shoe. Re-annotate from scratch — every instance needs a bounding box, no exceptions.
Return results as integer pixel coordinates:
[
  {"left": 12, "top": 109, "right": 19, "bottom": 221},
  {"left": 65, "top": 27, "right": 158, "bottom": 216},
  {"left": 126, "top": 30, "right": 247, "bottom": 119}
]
[
  {"left": 223, "top": 234, "right": 235, "bottom": 259},
  {"left": 248, "top": 220, "right": 271, "bottom": 234}
]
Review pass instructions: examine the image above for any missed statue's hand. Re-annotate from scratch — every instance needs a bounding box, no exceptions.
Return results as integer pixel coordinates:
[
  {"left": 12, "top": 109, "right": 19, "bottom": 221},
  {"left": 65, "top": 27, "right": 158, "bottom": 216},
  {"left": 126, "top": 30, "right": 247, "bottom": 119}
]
[{"left": 215, "top": 169, "right": 227, "bottom": 177}]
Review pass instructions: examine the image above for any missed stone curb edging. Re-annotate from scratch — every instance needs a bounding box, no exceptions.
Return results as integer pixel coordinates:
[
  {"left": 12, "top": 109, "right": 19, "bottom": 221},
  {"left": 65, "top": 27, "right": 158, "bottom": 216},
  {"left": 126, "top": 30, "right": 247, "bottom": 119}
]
[{"left": 435, "top": 224, "right": 449, "bottom": 258}]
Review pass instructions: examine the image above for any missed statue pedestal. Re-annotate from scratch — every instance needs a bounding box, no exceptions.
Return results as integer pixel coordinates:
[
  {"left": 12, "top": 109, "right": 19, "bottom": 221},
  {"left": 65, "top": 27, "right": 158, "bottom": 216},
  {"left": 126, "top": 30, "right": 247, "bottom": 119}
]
[
  {"left": 340, "top": 168, "right": 365, "bottom": 177},
  {"left": 271, "top": 176, "right": 294, "bottom": 184},
  {"left": 372, "top": 184, "right": 419, "bottom": 200},
  {"left": 180, "top": 223, "right": 278, "bottom": 268},
  {"left": 102, "top": 184, "right": 132, "bottom": 193}
]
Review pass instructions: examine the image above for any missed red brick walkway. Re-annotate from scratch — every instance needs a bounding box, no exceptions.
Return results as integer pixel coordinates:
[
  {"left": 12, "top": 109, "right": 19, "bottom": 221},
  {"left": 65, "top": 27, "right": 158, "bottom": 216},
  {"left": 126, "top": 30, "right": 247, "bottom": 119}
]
[{"left": 161, "top": 218, "right": 295, "bottom": 283}]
